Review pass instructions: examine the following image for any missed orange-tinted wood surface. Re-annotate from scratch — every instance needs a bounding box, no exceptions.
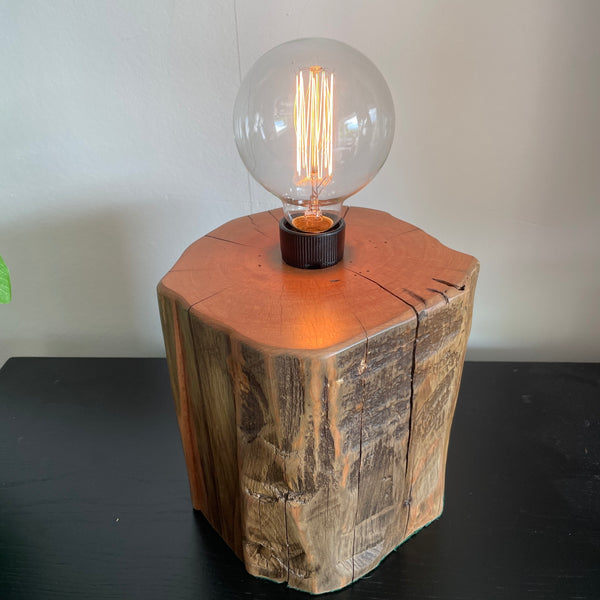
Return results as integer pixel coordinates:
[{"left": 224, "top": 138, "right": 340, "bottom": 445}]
[{"left": 157, "top": 207, "right": 479, "bottom": 594}]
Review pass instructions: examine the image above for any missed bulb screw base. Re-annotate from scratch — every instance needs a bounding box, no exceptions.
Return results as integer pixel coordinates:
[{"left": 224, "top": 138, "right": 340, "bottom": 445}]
[{"left": 279, "top": 217, "right": 345, "bottom": 269}]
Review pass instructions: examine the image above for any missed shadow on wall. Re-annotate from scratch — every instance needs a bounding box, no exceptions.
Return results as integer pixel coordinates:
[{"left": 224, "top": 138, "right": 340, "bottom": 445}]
[{"left": 0, "top": 200, "right": 163, "bottom": 367}]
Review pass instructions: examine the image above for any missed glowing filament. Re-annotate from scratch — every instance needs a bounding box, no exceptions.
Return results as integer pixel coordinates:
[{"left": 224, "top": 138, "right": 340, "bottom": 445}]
[{"left": 294, "top": 66, "right": 334, "bottom": 199}]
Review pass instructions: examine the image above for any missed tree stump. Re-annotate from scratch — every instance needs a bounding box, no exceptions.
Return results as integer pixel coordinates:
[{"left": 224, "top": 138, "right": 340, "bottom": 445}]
[{"left": 157, "top": 207, "right": 479, "bottom": 594}]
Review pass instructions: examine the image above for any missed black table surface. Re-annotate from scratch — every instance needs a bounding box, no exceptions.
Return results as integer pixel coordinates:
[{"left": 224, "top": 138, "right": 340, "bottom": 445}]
[{"left": 1, "top": 358, "right": 598, "bottom": 599}]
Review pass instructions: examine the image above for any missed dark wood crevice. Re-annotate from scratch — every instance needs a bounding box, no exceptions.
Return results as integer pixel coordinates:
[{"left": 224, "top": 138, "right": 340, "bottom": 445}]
[
  {"left": 428, "top": 288, "right": 450, "bottom": 304},
  {"left": 403, "top": 304, "right": 421, "bottom": 538},
  {"left": 205, "top": 234, "right": 260, "bottom": 248},
  {"left": 432, "top": 277, "right": 465, "bottom": 291},
  {"left": 247, "top": 214, "right": 270, "bottom": 237}
]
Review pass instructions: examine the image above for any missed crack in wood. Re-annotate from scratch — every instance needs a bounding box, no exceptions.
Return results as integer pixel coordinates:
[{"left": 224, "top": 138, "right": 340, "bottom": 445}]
[
  {"left": 402, "top": 287, "right": 427, "bottom": 305},
  {"left": 351, "top": 396, "right": 365, "bottom": 583},
  {"left": 342, "top": 267, "right": 418, "bottom": 314},
  {"left": 432, "top": 277, "right": 465, "bottom": 291},
  {"left": 258, "top": 496, "right": 262, "bottom": 538},
  {"left": 341, "top": 267, "right": 422, "bottom": 541},
  {"left": 246, "top": 215, "right": 269, "bottom": 238},
  {"left": 268, "top": 209, "right": 281, "bottom": 223},
  {"left": 247, "top": 214, "right": 270, "bottom": 238},
  {"left": 325, "top": 486, "right": 329, "bottom": 534},
  {"left": 427, "top": 288, "right": 450, "bottom": 304},
  {"left": 205, "top": 234, "right": 262, "bottom": 249},
  {"left": 351, "top": 326, "right": 369, "bottom": 582},
  {"left": 284, "top": 491, "right": 290, "bottom": 583},
  {"left": 387, "top": 227, "right": 420, "bottom": 237},
  {"left": 402, "top": 306, "right": 421, "bottom": 538},
  {"left": 188, "top": 288, "right": 229, "bottom": 310},
  {"left": 245, "top": 488, "right": 278, "bottom": 502}
]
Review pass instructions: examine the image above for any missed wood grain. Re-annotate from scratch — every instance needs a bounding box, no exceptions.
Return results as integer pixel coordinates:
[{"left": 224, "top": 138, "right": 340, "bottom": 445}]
[{"left": 157, "top": 207, "right": 479, "bottom": 593}]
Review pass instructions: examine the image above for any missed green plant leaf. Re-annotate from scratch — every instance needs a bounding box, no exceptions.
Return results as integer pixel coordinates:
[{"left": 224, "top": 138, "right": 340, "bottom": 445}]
[{"left": 0, "top": 256, "right": 11, "bottom": 303}]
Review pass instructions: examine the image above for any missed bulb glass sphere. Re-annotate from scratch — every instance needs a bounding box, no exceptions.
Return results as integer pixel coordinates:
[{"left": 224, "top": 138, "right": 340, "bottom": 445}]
[{"left": 233, "top": 38, "right": 395, "bottom": 233}]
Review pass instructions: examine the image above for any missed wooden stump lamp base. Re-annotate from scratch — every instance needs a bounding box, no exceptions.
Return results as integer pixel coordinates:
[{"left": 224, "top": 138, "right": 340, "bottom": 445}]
[{"left": 157, "top": 207, "right": 479, "bottom": 594}]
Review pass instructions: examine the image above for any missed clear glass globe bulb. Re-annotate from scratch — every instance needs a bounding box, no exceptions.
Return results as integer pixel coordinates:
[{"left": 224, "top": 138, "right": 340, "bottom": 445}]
[{"left": 233, "top": 38, "right": 395, "bottom": 233}]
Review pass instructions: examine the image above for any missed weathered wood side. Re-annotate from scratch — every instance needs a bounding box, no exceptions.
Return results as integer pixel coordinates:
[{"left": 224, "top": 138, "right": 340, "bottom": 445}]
[
  {"left": 158, "top": 289, "right": 243, "bottom": 558},
  {"left": 332, "top": 320, "right": 415, "bottom": 585},
  {"left": 403, "top": 264, "right": 477, "bottom": 537},
  {"left": 231, "top": 319, "right": 416, "bottom": 593},
  {"left": 187, "top": 314, "right": 243, "bottom": 558},
  {"left": 157, "top": 292, "right": 206, "bottom": 512},
  {"left": 401, "top": 264, "right": 479, "bottom": 537}
]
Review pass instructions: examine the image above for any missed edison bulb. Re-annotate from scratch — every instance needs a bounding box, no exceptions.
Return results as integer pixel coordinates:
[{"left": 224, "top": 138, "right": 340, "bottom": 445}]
[{"left": 233, "top": 38, "right": 395, "bottom": 238}]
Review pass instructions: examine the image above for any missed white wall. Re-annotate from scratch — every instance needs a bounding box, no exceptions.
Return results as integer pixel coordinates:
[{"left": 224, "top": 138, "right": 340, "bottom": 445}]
[{"left": 1, "top": 0, "right": 599, "bottom": 367}]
